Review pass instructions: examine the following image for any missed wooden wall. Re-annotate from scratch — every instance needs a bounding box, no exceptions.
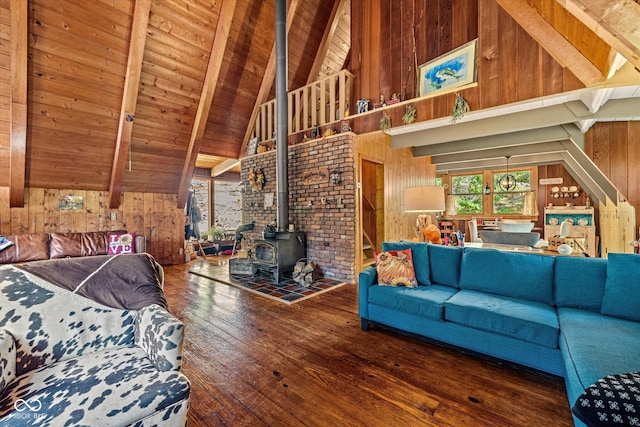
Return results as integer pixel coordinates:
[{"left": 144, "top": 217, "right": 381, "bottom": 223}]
[
  {"left": 349, "top": 0, "right": 584, "bottom": 135},
  {"left": 0, "top": 187, "right": 184, "bottom": 265},
  {"left": 585, "top": 121, "right": 640, "bottom": 235},
  {"left": 0, "top": 0, "right": 9, "bottom": 187},
  {"left": 354, "top": 132, "right": 436, "bottom": 242}
]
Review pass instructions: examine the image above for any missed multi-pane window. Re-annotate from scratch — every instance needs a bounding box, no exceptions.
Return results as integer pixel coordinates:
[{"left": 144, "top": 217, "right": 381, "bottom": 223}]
[
  {"left": 450, "top": 174, "right": 483, "bottom": 214},
  {"left": 444, "top": 168, "right": 534, "bottom": 216},
  {"left": 492, "top": 170, "right": 531, "bottom": 214}
]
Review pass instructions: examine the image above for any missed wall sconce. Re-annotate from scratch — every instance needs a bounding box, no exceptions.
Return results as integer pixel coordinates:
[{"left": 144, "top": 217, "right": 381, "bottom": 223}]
[
  {"left": 484, "top": 183, "right": 491, "bottom": 195},
  {"left": 330, "top": 171, "right": 341, "bottom": 185}
]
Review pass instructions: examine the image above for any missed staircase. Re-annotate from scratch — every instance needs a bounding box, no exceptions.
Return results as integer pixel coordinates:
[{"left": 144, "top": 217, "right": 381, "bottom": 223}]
[{"left": 362, "top": 230, "right": 375, "bottom": 267}]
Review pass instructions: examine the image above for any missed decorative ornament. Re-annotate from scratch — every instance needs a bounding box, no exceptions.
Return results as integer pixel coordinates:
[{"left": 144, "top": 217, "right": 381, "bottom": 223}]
[
  {"left": 402, "top": 105, "right": 417, "bottom": 124},
  {"left": 249, "top": 168, "right": 265, "bottom": 191},
  {"left": 451, "top": 93, "right": 469, "bottom": 123},
  {"left": 380, "top": 113, "right": 391, "bottom": 132}
]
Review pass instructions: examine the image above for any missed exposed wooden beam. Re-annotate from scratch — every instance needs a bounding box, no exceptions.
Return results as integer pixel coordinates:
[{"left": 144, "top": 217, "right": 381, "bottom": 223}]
[
  {"left": 495, "top": 0, "right": 604, "bottom": 86},
  {"left": 557, "top": 0, "right": 640, "bottom": 71},
  {"left": 177, "top": 0, "right": 237, "bottom": 208},
  {"left": 306, "top": 0, "right": 346, "bottom": 84},
  {"left": 108, "top": 0, "right": 151, "bottom": 209},
  {"left": 239, "top": 0, "right": 300, "bottom": 157},
  {"left": 9, "top": 0, "right": 28, "bottom": 208},
  {"left": 211, "top": 159, "right": 240, "bottom": 177}
]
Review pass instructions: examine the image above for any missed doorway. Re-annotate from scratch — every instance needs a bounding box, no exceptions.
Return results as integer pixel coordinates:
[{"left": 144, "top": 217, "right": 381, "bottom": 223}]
[{"left": 360, "top": 159, "right": 384, "bottom": 267}]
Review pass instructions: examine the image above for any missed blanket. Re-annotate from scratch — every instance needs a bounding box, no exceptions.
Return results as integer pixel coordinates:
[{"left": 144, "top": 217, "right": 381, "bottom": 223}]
[{"left": 16, "top": 254, "right": 168, "bottom": 310}]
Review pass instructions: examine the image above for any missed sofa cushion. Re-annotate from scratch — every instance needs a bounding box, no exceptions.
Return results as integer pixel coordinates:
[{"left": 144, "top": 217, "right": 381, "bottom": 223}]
[
  {"left": 554, "top": 256, "right": 607, "bottom": 311},
  {"left": 459, "top": 248, "right": 555, "bottom": 305},
  {"left": 427, "top": 244, "right": 463, "bottom": 288},
  {"left": 572, "top": 371, "right": 640, "bottom": 427},
  {"left": 601, "top": 253, "right": 640, "bottom": 321},
  {"left": 0, "top": 233, "right": 50, "bottom": 264},
  {"left": 368, "top": 284, "right": 457, "bottom": 321},
  {"left": 0, "top": 346, "right": 190, "bottom": 426},
  {"left": 382, "top": 241, "right": 430, "bottom": 285},
  {"left": 49, "top": 232, "right": 83, "bottom": 258},
  {"left": 0, "top": 265, "right": 137, "bottom": 376},
  {"left": 445, "top": 290, "right": 559, "bottom": 349},
  {"left": 375, "top": 249, "right": 417, "bottom": 288},
  {"left": 558, "top": 307, "right": 640, "bottom": 406}
]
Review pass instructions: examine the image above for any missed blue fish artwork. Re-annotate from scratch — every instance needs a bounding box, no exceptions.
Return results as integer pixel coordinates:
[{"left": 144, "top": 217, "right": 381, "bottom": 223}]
[{"left": 422, "top": 51, "right": 471, "bottom": 94}]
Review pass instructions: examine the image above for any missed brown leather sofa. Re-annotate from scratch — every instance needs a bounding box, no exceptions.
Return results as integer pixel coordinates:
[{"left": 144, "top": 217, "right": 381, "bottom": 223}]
[{"left": 0, "top": 231, "right": 127, "bottom": 264}]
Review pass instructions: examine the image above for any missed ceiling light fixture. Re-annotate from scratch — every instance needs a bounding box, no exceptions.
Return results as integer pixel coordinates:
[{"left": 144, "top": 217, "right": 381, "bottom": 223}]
[{"left": 498, "top": 155, "right": 517, "bottom": 192}]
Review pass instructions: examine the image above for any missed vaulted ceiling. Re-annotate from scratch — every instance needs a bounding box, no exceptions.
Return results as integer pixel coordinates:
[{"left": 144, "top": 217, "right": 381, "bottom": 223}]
[
  {"left": 1, "top": 0, "right": 350, "bottom": 207},
  {"left": 2, "top": 0, "right": 639, "bottom": 209}
]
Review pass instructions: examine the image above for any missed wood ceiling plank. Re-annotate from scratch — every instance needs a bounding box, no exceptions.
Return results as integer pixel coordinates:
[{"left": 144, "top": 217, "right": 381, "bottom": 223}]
[
  {"left": 557, "top": 0, "right": 640, "bottom": 70},
  {"left": 239, "top": 0, "right": 301, "bottom": 157},
  {"left": 9, "top": 0, "right": 27, "bottom": 207},
  {"left": 496, "top": 0, "right": 604, "bottom": 86},
  {"left": 108, "top": 0, "right": 151, "bottom": 209},
  {"left": 177, "top": 0, "right": 237, "bottom": 209},
  {"left": 307, "top": 0, "right": 343, "bottom": 84}
]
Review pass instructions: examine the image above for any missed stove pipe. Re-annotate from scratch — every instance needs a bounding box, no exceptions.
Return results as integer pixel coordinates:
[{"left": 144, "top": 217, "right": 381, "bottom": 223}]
[{"left": 275, "top": 0, "right": 289, "bottom": 231}]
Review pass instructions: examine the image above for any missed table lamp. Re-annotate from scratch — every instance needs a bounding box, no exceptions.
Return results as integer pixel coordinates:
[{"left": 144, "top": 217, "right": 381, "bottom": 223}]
[{"left": 404, "top": 186, "right": 446, "bottom": 224}]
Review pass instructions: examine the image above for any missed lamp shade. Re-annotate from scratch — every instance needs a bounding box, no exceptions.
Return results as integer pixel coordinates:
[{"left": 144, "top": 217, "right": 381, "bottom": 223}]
[{"left": 404, "top": 186, "right": 446, "bottom": 212}]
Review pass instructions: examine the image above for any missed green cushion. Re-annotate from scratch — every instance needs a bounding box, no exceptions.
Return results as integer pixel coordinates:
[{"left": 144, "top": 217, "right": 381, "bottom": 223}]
[{"left": 601, "top": 253, "right": 640, "bottom": 321}]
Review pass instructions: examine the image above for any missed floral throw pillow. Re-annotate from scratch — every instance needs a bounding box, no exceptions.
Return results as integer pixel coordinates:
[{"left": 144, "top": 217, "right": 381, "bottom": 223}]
[
  {"left": 375, "top": 249, "right": 418, "bottom": 288},
  {"left": 108, "top": 232, "right": 136, "bottom": 255}
]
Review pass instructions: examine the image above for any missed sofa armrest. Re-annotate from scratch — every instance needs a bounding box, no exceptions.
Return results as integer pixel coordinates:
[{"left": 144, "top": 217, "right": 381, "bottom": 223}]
[
  {"left": 358, "top": 267, "right": 378, "bottom": 321},
  {"left": 135, "top": 305, "right": 185, "bottom": 372},
  {"left": 0, "top": 329, "right": 16, "bottom": 395}
]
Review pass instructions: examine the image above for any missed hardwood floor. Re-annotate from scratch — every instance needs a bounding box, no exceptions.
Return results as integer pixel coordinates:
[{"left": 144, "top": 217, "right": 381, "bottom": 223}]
[{"left": 163, "top": 258, "right": 574, "bottom": 426}]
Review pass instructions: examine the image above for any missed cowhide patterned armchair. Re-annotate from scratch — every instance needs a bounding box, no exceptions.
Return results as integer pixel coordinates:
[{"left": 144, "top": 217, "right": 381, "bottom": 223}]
[{"left": 0, "top": 254, "right": 190, "bottom": 426}]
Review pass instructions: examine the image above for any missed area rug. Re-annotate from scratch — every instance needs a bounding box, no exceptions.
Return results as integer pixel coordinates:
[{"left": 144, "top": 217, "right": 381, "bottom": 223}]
[{"left": 189, "top": 261, "right": 346, "bottom": 304}]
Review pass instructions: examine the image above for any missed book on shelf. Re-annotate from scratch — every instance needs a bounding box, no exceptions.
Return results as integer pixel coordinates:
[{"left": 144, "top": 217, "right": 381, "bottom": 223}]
[{"left": 0, "top": 236, "right": 14, "bottom": 252}]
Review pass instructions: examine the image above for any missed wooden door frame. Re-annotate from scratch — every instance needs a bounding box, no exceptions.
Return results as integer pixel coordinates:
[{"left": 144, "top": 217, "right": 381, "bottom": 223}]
[{"left": 356, "top": 154, "right": 384, "bottom": 274}]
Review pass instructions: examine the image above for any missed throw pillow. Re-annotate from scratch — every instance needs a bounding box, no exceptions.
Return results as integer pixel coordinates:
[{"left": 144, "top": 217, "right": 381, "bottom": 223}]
[
  {"left": 108, "top": 232, "right": 136, "bottom": 255},
  {"left": 572, "top": 372, "right": 640, "bottom": 427},
  {"left": 375, "top": 249, "right": 418, "bottom": 288},
  {"left": 601, "top": 253, "right": 640, "bottom": 321}
]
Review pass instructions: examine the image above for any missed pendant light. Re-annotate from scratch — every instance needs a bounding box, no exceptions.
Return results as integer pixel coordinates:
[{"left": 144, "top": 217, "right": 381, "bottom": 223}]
[{"left": 498, "top": 155, "right": 517, "bottom": 192}]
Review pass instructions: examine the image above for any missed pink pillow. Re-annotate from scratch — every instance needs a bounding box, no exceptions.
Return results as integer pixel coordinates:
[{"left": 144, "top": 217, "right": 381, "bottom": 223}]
[{"left": 108, "top": 232, "right": 136, "bottom": 255}]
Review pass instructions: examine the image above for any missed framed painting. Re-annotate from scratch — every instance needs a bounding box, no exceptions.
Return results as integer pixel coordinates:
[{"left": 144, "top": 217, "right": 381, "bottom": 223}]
[
  {"left": 418, "top": 39, "right": 478, "bottom": 97},
  {"left": 247, "top": 137, "right": 259, "bottom": 156}
]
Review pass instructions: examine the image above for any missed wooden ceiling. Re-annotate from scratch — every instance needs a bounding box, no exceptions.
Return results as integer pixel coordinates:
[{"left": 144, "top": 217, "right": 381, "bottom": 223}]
[
  {"left": 2, "top": 0, "right": 638, "bottom": 208},
  {"left": 0, "top": 0, "right": 350, "bottom": 206}
]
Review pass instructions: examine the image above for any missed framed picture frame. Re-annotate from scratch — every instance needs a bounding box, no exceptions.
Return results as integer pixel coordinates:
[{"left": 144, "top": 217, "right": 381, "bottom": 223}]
[
  {"left": 418, "top": 39, "right": 478, "bottom": 97},
  {"left": 246, "top": 137, "right": 259, "bottom": 156}
]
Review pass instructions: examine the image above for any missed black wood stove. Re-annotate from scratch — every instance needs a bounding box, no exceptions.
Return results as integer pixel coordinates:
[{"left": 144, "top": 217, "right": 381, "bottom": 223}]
[{"left": 251, "top": 231, "right": 306, "bottom": 282}]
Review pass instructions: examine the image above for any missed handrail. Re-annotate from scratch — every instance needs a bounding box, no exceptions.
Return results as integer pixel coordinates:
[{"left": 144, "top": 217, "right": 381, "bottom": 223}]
[{"left": 252, "top": 69, "right": 354, "bottom": 144}]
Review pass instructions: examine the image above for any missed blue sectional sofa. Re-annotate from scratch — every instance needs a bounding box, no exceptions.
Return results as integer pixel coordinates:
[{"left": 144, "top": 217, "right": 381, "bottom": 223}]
[{"left": 359, "top": 242, "right": 640, "bottom": 427}]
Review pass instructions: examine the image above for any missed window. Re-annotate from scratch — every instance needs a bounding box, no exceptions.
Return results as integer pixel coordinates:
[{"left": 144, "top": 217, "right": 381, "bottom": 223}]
[
  {"left": 450, "top": 174, "right": 483, "bottom": 214},
  {"left": 492, "top": 169, "right": 531, "bottom": 214},
  {"left": 442, "top": 167, "right": 536, "bottom": 217}
]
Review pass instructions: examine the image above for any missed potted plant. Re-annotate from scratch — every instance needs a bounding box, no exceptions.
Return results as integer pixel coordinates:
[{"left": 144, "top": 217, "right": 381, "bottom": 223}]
[{"left": 208, "top": 226, "right": 225, "bottom": 241}]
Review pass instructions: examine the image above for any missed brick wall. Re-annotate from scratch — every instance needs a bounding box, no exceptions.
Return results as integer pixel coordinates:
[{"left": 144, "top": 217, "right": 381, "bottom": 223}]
[{"left": 241, "top": 133, "right": 356, "bottom": 282}]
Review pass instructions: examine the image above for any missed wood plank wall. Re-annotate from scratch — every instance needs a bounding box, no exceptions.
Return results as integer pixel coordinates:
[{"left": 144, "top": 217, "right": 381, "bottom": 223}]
[
  {"left": 349, "top": 0, "right": 583, "bottom": 134},
  {"left": 354, "top": 132, "right": 436, "bottom": 242},
  {"left": 585, "top": 122, "right": 640, "bottom": 235},
  {"left": 0, "top": 0, "right": 9, "bottom": 187},
  {"left": 0, "top": 187, "right": 184, "bottom": 265}
]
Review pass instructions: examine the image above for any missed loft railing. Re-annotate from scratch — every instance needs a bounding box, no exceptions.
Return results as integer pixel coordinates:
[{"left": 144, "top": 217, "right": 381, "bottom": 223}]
[{"left": 252, "top": 69, "right": 354, "bottom": 143}]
